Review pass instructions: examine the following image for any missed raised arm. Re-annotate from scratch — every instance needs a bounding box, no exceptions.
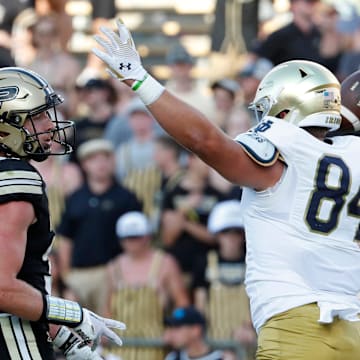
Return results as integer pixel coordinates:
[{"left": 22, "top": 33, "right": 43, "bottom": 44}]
[{"left": 92, "top": 20, "right": 284, "bottom": 191}]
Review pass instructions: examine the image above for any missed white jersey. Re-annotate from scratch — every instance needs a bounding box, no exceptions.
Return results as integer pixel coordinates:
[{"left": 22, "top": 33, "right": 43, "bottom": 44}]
[{"left": 241, "top": 117, "right": 360, "bottom": 333}]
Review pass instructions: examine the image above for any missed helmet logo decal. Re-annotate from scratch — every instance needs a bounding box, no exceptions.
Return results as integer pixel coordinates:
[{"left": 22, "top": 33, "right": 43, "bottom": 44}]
[
  {"left": 299, "top": 69, "right": 308, "bottom": 78},
  {"left": 254, "top": 119, "right": 274, "bottom": 132},
  {"left": 0, "top": 86, "right": 19, "bottom": 107},
  {"left": 323, "top": 89, "right": 340, "bottom": 109},
  {"left": 323, "top": 90, "right": 335, "bottom": 101}
]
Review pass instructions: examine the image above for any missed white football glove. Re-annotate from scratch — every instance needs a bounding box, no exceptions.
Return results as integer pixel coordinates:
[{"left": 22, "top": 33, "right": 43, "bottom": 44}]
[
  {"left": 74, "top": 308, "right": 126, "bottom": 349},
  {"left": 92, "top": 19, "right": 147, "bottom": 81},
  {"left": 53, "top": 326, "right": 103, "bottom": 360}
]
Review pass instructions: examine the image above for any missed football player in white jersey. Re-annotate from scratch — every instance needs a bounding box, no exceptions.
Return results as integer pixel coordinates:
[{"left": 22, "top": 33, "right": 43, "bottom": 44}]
[{"left": 93, "top": 20, "right": 360, "bottom": 360}]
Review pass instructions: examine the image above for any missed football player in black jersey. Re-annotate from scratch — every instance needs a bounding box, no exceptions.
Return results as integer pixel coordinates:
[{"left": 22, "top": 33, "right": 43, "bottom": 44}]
[{"left": 0, "top": 67, "right": 125, "bottom": 359}]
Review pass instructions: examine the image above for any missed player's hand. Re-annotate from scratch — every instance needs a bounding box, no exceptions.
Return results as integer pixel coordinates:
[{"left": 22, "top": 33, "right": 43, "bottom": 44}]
[
  {"left": 92, "top": 19, "right": 147, "bottom": 81},
  {"left": 74, "top": 308, "right": 126, "bottom": 349},
  {"left": 53, "top": 326, "right": 103, "bottom": 360}
]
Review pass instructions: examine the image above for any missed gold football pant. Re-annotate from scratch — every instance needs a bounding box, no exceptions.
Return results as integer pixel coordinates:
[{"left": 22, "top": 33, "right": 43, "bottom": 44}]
[{"left": 257, "top": 303, "right": 360, "bottom": 360}]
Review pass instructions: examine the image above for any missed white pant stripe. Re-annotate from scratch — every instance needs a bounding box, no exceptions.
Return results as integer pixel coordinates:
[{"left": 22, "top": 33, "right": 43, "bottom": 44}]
[
  {"left": 10, "top": 316, "right": 32, "bottom": 360},
  {"left": 20, "top": 320, "right": 42, "bottom": 360}
]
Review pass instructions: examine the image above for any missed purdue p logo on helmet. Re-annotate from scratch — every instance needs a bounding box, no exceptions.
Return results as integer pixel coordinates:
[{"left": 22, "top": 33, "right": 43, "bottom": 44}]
[
  {"left": 249, "top": 60, "right": 342, "bottom": 131},
  {"left": 0, "top": 67, "right": 75, "bottom": 161}
]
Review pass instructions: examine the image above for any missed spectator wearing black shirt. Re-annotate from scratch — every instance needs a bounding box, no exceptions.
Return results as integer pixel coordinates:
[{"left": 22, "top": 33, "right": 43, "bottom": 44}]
[
  {"left": 0, "top": 0, "right": 34, "bottom": 33},
  {"left": 161, "top": 152, "right": 225, "bottom": 277},
  {"left": 155, "top": 135, "right": 186, "bottom": 191},
  {"left": 57, "top": 139, "right": 141, "bottom": 315},
  {"left": 153, "top": 135, "right": 186, "bottom": 214},
  {"left": 311, "top": 2, "right": 345, "bottom": 74},
  {"left": 70, "top": 78, "right": 117, "bottom": 163},
  {"left": 252, "top": 0, "right": 326, "bottom": 68},
  {"left": 0, "top": 0, "right": 21, "bottom": 68},
  {"left": 337, "top": 10, "right": 360, "bottom": 81},
  {"left": 0, "top": 46, "right": 15, "bottom": 67}
]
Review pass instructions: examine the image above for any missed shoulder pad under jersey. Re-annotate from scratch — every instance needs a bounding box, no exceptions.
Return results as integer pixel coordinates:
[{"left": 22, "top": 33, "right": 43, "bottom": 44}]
[{"left": 234, "top": 130, "right": 279, "bottom": 166}]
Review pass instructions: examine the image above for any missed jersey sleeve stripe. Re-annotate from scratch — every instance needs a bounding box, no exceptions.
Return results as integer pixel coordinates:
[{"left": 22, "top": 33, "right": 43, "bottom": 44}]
[
  {"left": 0, "top": 184, "right": 42, "bottom": 195},
  {"left": 0, "top": 170, "right": 42, "bottom": 182},
  {"left": 0, "top": 170, "right": 43, "bottom": 196},
  {"left": 0, "top": 179, "right": 42, "bottom": 187}
]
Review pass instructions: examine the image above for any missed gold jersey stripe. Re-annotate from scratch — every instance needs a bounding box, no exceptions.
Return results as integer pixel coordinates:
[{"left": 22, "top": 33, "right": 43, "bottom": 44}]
[
  {"left": 0, "top": 184, "right": 42, "bottom": 196},
  {"left": 0, "top": 171, "right": 42, "bottom": 181},
  {"left": 0, "top": 179, "right": 42, "bottom": 187}
]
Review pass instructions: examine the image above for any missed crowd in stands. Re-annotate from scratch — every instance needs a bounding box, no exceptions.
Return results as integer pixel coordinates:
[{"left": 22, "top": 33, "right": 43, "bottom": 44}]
[{"left": 0, "top": 0, "right": 359, "bottom": 359}]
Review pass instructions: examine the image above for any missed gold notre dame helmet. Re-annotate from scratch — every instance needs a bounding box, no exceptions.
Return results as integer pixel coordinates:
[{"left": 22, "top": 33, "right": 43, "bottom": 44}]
[
  {"left": 249, "top": 60, "right": 342, "bottom": 131},
  {"left": 0, "top": 67, "right": 74, "bottom": 161}
]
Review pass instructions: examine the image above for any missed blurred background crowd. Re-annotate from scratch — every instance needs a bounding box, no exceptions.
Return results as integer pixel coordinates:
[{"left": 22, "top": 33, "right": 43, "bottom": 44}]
[{"left": 0, "top": 0, "right": 359, "bottom": 359}]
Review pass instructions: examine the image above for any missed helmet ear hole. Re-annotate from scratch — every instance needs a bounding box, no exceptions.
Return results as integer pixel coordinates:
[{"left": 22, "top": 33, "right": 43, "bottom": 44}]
[
  {"left": 0, "top": 131, "right": 9, "bottom": 138},
  {"left": 24, "top": 141, "right": 34, "bottom": 152},
  {"left": 276, "top": 110, "right": 289, "bottom": 119},
  {"left": 8, "top": 114, "right": 23, "bottom": 126}
]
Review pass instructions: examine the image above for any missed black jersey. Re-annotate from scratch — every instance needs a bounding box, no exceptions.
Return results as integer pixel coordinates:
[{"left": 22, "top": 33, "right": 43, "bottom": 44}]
[{"left": 0, "top": 158, "right": 53, "bottom": 297}]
